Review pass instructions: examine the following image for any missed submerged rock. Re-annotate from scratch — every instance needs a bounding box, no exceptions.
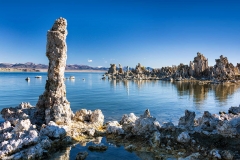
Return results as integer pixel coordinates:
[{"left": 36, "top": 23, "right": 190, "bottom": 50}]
[
  {"left": 88, "top": 144, "right": 108, "bottom": 151},
  {"left": 76, "top": 151, "right": 88, "bottom": 160}
]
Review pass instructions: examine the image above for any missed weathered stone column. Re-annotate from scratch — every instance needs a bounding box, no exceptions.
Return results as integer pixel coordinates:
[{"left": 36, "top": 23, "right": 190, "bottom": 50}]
[{"left": 36, "top": 17, "right": 72, "bottom": 125}]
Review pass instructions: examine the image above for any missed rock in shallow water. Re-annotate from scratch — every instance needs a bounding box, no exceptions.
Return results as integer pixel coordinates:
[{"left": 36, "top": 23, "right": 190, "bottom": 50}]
[
  {"left": 88, "top": 143, "right": 108, "bottom": 151},
  {"left": 106, "top": 121, "right": 124, "bottom": 135},
  {"left": 76, "top": 151, "right": 88, "bottom": 160}
]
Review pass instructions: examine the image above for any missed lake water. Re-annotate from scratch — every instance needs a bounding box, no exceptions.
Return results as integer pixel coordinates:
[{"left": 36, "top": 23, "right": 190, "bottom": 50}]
[{"left": 0, "top": 72, "right": 240, "bottom": 159}]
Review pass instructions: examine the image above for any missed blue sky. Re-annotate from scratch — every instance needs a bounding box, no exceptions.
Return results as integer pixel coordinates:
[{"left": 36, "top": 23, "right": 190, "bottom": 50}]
[{"left": 0, "top": 0, "right": 239, "bottom": 68}]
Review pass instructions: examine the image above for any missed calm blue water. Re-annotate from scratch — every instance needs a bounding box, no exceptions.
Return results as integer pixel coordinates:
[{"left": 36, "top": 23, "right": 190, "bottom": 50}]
[
  {"left": 1, "top": 72, "right": 240, "bottom": 159},
  {"left": 0, "top": 72, "right": 240, "bottom": 124}
]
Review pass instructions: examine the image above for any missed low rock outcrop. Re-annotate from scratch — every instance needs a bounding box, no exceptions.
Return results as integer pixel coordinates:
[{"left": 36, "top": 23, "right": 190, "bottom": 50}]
[{"left": 104, "top": 52, "right": 240, "bottom": 83}]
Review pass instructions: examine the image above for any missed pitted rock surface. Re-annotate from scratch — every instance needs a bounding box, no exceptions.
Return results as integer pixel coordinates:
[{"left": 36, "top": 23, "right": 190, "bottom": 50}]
[{"left": 36, "top": 17, "right": 72, "bottom": 125}]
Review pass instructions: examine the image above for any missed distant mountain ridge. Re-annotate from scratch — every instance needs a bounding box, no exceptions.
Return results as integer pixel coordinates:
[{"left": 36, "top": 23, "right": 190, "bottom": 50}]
[{"left": 0, "top": 62, "right": 108, "bottom": 70}]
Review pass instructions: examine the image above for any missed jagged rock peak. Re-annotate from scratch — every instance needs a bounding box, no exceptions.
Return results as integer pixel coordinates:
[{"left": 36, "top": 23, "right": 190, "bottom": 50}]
[{"left": 51, "top": 17, "right": 68, "bottom": 35}]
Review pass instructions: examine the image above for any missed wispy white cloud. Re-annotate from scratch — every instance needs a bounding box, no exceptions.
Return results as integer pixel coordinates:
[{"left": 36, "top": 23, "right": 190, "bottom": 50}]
[{"left": 88, "top": 59, "right": 92, "bottom": 62}]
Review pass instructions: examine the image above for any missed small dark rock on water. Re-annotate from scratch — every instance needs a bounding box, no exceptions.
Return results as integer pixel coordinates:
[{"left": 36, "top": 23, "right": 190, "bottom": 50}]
[{"left": 76, "top": 151, "right": 88, "bottom": 160}]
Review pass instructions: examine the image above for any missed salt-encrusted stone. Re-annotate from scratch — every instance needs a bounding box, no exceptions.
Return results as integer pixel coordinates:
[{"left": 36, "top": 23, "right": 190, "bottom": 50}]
[
  {"left": 217, "top": 117, "right": 240, "bottom": 137},
  {"left": 196, "top": 111, "right": 219, "bottom": 132},
  {"left": 40, "top": 121, "right": 66, "bottom": 138},
  {"left": 220, "top": 150, "right": 234, "bottom": 160},
  {"left": 106, "top": 121, "right": 124, "bottom": 135},
  {"left": 120, "top": 113, "right": 138, "bottom": 125},
  {"left": 0, "top": 121, "right": 12, "bottom": 134},
  {"left": 22, "top": 130, "right": 39, "bottom": 146},
  {"left": 17, "top": 102, "right": 33, "bottom": 109},
  {"left": 177, "top": 132, "right": 190, "bottom": 143},
  {"left": 73, "top": 109, "right": 104, "bottom": 128},
  {"left": 86, "top": 128, "right": 95, "bottom": 137},
  {"left": 178, "top": 110, "right": 195, "bottom": 130},
  {"left": 1, "top": 105, "right": 35, "bottom": 125},
  {"left": 120, "top": 113, "right": 138, "bottom": 133},
  {"left": 209, "top": 149, "right": 221, "bottom": 159},
  {"left": 40, "top": 136, "right": 52, "bottom": 149},
  {"left": 36, "top": 17, "right": 72, "bottom": 125},
  {"left": 131, "top": 110, "right": 159, "bottom": 136},
  {"left": 90, "top": 109, "right": 104, "bottom": 127},
  {"left": 13, "top": 119, "right": 31, "bottom": 132},
  {"left": 229, "top": 105, "right": 240, "bottom": 115},
  {"left": 161, "top": 122, "right": 175, "bottom": 131},
  {"left": 73, "top": 109, "right": 92, "bottom": 122},
  {"left": 179, "top": 152, "right": 201, "bottom": 160}
]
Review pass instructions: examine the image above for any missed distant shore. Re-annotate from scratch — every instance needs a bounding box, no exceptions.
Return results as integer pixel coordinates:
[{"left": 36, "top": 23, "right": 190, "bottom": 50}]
[{"left": 0, "top": 68, "right": 106, "bottom": 73}]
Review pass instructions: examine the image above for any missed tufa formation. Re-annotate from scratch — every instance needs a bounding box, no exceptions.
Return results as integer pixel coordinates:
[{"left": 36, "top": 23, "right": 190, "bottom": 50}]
[
  {"left": 36, "top": 17, "right": 72, "bottom": 125},
  {"left": 106, "top": 52, "right": 240, "bottom": 82}
]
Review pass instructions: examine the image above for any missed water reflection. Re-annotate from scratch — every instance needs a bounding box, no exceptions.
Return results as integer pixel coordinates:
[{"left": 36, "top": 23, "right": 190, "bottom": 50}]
[
  {"left": 109, "top": 80, "right": 240, "bottom": 106},
  {"left": 173, "top": 82, "right": 210, "bottom": 103},
  {"left": 212, "top": 84, "right": 240, "bottom": 102},
  {"left": 173, "top": 82, "right": 240, "bottom": 103},
  {"left": 50, "top": 137, "right": 168, "bottom": 160},
  {"left": 50, "top": 147, "right": 71, "bottom": 160},
  {"left": 122, "top": 80, "right": 130, "bottom": 96}
]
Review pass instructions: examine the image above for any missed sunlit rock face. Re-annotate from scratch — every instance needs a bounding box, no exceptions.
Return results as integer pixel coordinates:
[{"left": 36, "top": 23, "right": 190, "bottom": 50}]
[
  {"left": 212, "top": 55, "right": 237, "bottom": 81},
  {"left": 108, "top": 64, "right": 117, "bottom": 74},
  {"left": 192, "top": 52, "right": 209, "bottom": 77},
  {"left": 36, "top": 17, "right": 72, "bottom": 125}
]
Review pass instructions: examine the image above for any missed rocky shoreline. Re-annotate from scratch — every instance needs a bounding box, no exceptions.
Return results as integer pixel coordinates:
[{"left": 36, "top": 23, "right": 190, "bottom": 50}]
[
  {"left": 2, "top": 102, "right": 240, "bottom": 159},
  {"left": 1, "top": 17, "right": 240, "bottom": 160}
]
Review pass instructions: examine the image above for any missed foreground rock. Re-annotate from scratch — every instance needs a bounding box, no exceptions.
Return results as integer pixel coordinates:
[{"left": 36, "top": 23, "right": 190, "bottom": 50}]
[
  {"left": 35, "top": 17, "right": 73, "bottom": 125},
  {"left": 105, "top": 105, "right": 240, "bottom": 159},
  {"left": 2, "top": 101, "right": 240, "bottom": 159}
]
